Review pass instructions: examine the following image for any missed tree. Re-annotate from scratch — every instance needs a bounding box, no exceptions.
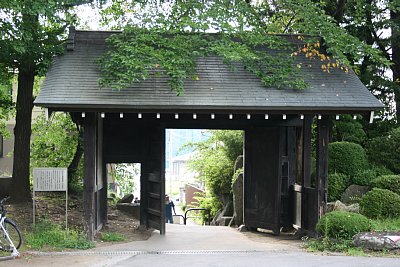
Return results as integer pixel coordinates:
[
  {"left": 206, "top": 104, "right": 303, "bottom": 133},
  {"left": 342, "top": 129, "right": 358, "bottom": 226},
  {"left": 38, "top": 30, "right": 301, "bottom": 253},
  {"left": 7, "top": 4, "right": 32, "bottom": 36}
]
[
  {"left": 320, "top": 0, "right": 399, "bottom": 121},
  {"left": 0, "top": 0, "right": 92, "bottom": 201},
  {"left": 31, "top": 113, "right": 84, "bottom": 193},
  {"left": 186, "top": 130, "right": 243, "bottom": 207},
  {"left": 0, "top": 74, "right": 13, "bottom": 138}
]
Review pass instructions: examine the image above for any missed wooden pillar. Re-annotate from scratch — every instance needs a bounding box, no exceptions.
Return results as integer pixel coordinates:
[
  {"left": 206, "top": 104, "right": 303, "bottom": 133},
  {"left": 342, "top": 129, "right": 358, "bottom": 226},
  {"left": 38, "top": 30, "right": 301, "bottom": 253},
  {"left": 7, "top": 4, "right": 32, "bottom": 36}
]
[
  {"left": 316, "top": 115, "right": 330, "bottom": 218},
  {"left": 83, "top": 112, "right": 97, "bottom": 241},
  {"left": 302, "top": 116, "right": 312, "bottom": 187}
]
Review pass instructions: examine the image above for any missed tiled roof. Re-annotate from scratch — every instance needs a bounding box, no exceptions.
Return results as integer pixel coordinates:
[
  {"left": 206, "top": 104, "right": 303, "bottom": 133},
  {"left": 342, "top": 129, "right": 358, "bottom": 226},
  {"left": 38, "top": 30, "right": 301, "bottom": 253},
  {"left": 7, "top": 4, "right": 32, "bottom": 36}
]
[{"left": 35, "top": 30, "right": 383, "bottom": 113}]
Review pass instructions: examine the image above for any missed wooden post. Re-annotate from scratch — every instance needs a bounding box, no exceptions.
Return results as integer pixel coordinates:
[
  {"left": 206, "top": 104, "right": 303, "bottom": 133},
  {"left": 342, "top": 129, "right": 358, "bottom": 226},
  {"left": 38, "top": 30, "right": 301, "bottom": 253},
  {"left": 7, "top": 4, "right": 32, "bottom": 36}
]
[
  {"left": 302, "top": 116, "right": 312, "bottom": 187},
  {"left": 83, "top": 112, "right": 96, "bottom": 241},
  {"left": 316, "top": 115, "right": 330, "bottom": 218}
]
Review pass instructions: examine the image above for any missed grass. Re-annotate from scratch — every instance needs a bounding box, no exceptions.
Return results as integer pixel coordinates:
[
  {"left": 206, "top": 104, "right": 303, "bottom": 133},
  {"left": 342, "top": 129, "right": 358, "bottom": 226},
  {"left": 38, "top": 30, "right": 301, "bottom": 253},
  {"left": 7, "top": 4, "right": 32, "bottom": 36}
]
[
  {"left": 25, "top": 220, "right": 95, "bottom": 250},
  {"left": 371, "top": 218, "right": 400, "bottom": 231},
  {"left": 100, "top": 232, "right": 126, "bottom": 242},
  {"left": 304, "top": 217, "right": 400, "bottom": 255}
]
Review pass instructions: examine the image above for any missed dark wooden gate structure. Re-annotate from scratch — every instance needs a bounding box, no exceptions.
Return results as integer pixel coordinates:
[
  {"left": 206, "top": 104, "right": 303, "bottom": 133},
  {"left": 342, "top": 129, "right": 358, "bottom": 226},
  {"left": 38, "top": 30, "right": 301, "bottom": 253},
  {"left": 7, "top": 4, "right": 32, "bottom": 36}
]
[{"left": 35, "top": 29, "right": 383, "bottom": 240}]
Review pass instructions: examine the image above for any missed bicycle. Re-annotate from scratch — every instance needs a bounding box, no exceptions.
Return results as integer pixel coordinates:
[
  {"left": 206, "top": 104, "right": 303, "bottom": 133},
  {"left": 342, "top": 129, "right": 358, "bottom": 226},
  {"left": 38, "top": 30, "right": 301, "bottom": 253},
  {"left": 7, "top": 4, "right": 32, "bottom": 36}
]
[{"left": 0, "top": 197, "right": 22, "bottom": 259}]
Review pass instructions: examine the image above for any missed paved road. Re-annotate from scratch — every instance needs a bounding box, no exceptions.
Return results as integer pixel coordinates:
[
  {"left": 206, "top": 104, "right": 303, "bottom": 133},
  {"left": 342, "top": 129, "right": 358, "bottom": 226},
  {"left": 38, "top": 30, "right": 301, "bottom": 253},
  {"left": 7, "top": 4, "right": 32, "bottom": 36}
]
[{"left": 3, "top": 224, "right": 399, "bottom": 267}]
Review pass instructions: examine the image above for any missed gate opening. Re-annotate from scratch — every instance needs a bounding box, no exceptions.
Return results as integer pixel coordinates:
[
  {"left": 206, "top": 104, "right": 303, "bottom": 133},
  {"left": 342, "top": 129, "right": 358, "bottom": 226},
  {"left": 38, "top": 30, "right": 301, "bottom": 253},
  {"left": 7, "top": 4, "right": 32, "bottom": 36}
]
[
  {"left": 106, "top": 163, "right": 141, "bottom": 202},
  {"left": 165, "top": 129, "right": 243, "bottom": 226}
]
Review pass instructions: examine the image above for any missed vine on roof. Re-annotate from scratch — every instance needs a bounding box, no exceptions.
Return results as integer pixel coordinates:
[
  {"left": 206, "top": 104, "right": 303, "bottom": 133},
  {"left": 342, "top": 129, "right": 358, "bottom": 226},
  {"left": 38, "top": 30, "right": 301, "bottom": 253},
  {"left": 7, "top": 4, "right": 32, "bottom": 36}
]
[{"left": 97, "top": 27, "right": 308, "bottom": 95}]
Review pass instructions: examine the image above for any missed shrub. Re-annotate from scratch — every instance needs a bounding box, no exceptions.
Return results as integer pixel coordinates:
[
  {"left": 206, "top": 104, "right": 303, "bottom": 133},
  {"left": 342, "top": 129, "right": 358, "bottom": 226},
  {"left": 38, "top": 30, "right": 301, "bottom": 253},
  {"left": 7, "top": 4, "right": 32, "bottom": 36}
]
[
  {"left": 352, "top": 169, "right": 377, "bottom": 186},
  {"left": 367, "top": 127, "right": 400, "bottom": 173},
  {"left": 328, "top": 173, "right": 350, "bottom": 201},
  {"left": 360, "top": 188, "right": 400, "bottom": 219},
  {"left": 371, "top": 175, "right": 400, "bottom": 195},
  {"left": 371, "top": 165, "right": 393, "bottom": 176},
  {"left": 328, "top": 142, "right": 369, "bottom": 177},
  {"left": 316, "top": 211, "right": 371, "bottom": 240}
]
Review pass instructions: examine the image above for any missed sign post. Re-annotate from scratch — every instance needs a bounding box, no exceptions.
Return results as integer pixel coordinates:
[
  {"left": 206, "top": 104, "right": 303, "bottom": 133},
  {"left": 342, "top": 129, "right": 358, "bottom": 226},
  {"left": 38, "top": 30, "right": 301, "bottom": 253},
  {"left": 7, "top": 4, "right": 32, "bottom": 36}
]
[{"left": 33, "top": 168, "right": 68, "bottom": 230}]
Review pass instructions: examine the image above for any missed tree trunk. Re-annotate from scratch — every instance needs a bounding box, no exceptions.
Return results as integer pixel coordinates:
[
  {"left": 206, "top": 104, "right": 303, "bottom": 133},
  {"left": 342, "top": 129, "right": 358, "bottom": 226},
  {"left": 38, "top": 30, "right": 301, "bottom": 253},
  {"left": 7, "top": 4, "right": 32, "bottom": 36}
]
[
  {"left": 68, "top": 124, "right": 84, "bottom": 192},
  {"left": 10, "top": 68, "right": 35, "bottom": 202}
]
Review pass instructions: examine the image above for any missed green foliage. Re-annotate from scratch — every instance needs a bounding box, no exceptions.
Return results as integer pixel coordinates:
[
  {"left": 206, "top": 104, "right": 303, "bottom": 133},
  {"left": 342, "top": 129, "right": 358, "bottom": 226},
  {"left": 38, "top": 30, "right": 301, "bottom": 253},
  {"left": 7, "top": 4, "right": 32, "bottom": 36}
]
[
  {"left": 331, "top": 115, "right": 366, "bottom": 144},
  {"left": 30, "top": 113, "right": 82, "bottom": 192},
  {"left": 352, "top": 169, "right": 377, "bottom": 186},
  {"left": 351, "top": 164, "right": 393, "bottom": 187},
  {"left": 0, "top": 73, "right": 13, "bottom": 138},
  {"left": 316, "top": 211, "right": 372, "bottom": 240},
  {"left": 360, "top": 188, "right": 400, "bottom": 219},
  {"left": 328, "top": 173, "right": 350, "bottom": 201},
  {"left": 26, "top": 221, "right": 95, "bottom": 250},
  {"left": 304, "top": 237, "right": 357, "bottom": 253},
  {"left": 98, "top": 27, "right": 305, "bottom": 95},
  {"left": 98, "top": 0, "right": 388, "bottom": 94},
  {"left": 328, "top": 142, "right": 369, "bottom": 177},
  {"left": 191, "top": 192, "right": 222, "bottom": 224},
  {"left": 367, "top": 127, "right": 400, "bottom": 173},
  {"left": 187, "top": 130, "right": 243, "bottom": 197},
  {"left": 371, "top": 175, "right": 400, "bottom": 195},
  {"left": 107, "top": 163, "right": 139, "bottom": 197},
  {"left": 100, "top": 232, "right": 126, "bottom": 242},
  {"left": 371, "top": 218, "right": 400, "bottom": 232}
]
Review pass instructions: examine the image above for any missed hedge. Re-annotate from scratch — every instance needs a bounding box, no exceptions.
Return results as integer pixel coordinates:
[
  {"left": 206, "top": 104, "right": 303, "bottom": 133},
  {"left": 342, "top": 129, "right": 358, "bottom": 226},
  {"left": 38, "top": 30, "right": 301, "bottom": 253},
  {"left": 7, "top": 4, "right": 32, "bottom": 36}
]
[
  {"left": 328, "top": 142, "right": 369, "bottom": 177},
  {"left": 316, "top": 211, "right": 371, "bottom": 240},
  {"left": 360, "top": 188, "right": 400, "bottom": 219}
]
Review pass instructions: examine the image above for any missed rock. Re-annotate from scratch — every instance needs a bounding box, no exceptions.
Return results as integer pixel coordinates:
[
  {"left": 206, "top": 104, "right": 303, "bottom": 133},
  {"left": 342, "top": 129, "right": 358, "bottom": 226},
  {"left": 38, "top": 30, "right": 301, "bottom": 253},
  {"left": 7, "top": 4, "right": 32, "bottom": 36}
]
[
  {"left": 353, "top": 232, "right": 400, "bottom": 251},
  {"left": 108, "top": 213, "right": 118, "bottom": 220},
  {"left": 327, "top": 200, "right": 360, "bottom": 213},
  {"left": 341, "top": 185, "right": 370, "bottom": 204},
  {"left": 212, "top": 200, "right": 234, "bottom": 226},
  {"left": 233, "top": 155, "right": 243, "bottom": 173},
  {"left": 118, "top": 194, "right": 134, "bottom": 204},
  {"left": 219, "top": 216, "right": 234, "bottom": 226},
  {"left": 232, "top": 172, "right": 244, "bottom": 226},
  {"left": 237, "top": 224, "right": 248, "bottom": 232},
  {"left": 116, "top": 203, "right": 140, "bottom": 219}
]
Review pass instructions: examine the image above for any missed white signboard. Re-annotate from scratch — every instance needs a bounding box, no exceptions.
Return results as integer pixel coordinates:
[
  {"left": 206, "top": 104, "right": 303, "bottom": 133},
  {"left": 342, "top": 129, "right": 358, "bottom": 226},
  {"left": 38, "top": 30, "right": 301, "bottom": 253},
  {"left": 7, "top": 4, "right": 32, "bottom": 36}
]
[
  {"left": 32, "top": 168, "right": 68, "bottom": 229},
  {"left": 33, "top": 168, "right": 67, "bottom": 191}
]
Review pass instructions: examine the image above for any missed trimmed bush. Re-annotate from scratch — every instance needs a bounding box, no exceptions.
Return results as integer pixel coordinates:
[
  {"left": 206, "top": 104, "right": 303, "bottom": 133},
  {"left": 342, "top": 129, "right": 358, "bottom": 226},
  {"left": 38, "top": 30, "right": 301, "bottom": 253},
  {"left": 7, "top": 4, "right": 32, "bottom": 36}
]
[
  {"left": 316, "top": 211, "right": 371, "bottom": 240},
  {"left": 328, "top": 142, "right": 369, "bottom": 177},
  {"left": 371, "top": 165, "right": 393, "bottom": 176},
  {"left": 371, "top": 175, "right": 400, "bottom": 195},
  {"left": 360, "top": 188, "right": 400, "bottom": 219},
  {"left": 352, "top": 169, "right": 377, "bottom": 186},
  {"left": 328, "top": 173, "right": 350, "bottom": 201}
]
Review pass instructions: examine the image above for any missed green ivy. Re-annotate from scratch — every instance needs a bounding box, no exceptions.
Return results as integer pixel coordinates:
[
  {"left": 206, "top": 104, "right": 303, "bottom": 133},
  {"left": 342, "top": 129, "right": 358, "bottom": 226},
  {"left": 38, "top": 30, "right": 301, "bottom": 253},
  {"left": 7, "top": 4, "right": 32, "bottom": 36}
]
[{"left": 98, "top": 27, "right": 308, "bottom": 95}]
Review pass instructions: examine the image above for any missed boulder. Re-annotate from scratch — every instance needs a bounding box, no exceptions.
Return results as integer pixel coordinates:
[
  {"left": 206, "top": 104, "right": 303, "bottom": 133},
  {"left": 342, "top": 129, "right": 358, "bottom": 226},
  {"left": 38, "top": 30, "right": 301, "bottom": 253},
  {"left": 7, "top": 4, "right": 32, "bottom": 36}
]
[
  {"left": 233, "top": 155, "right": 244, "bottom": 173},
  {"left": 353, "top": 232, "right": 400, "bottom": 251},
  {"left": 341, "top": 185, "right": 370, "bottom": 204},
  {"left": 118, "top": 194, "right": 134, "bottom": 204},
  {"left": 232, "top": 172, "right": 244, "bottom": 226},
  {"left": 212, "top": 200, "right": 233, "bottom": 226},
  {"left": 327, "top": 200, "right": 360, "bottom": 213}
]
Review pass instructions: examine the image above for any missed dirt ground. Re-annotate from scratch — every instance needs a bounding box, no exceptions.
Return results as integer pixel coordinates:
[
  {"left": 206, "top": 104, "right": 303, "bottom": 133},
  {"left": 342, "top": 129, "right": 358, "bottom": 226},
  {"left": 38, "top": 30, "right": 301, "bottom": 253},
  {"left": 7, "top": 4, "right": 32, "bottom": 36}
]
[{"left": 4, "top": 192, "right": 152, "bottom": 248}]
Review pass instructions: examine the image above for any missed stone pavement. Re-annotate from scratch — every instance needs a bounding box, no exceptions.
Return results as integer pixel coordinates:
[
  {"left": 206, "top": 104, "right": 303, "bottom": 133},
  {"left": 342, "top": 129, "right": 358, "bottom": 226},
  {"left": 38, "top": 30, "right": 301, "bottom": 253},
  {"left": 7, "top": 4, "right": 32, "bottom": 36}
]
[{"left": 3, "top": 224, "right": 399, "bottom": 267}]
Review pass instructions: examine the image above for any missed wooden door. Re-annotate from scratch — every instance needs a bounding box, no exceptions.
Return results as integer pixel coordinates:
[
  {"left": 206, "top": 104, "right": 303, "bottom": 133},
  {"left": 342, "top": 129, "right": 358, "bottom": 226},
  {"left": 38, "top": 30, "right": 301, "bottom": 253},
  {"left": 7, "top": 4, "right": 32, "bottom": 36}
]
[
  {"left": 244, "top": 127, "right": 282, "bottom": 234},
  {"left": 141, "top": 126, "right": 166, "bottom": 234}
]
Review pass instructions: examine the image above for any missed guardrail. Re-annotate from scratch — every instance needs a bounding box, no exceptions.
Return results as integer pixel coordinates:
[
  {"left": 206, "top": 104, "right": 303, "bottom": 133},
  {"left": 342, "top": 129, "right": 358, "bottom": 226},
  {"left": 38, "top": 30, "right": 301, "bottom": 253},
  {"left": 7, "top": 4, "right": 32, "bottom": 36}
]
[{"left": 183, "top": 208, "right": 211, "bottom": 225}]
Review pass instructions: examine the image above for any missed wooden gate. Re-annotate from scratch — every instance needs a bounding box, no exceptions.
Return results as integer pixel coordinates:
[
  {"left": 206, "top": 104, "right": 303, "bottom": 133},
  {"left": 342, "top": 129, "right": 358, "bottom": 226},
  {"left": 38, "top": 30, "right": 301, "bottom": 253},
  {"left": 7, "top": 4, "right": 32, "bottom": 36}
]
[
  {"left": 244, "top": 127, "right": 282, "bottom": 234},
  {"left": 140, "top": 126, "right": 166, "bottom": 234}
]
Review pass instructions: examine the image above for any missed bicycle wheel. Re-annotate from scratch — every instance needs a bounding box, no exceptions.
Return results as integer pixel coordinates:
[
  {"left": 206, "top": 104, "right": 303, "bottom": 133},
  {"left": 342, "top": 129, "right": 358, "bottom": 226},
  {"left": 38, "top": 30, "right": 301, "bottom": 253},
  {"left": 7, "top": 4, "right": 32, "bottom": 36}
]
[{"left": 0, "top": 219, "right": 22, "bottom": 251}]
